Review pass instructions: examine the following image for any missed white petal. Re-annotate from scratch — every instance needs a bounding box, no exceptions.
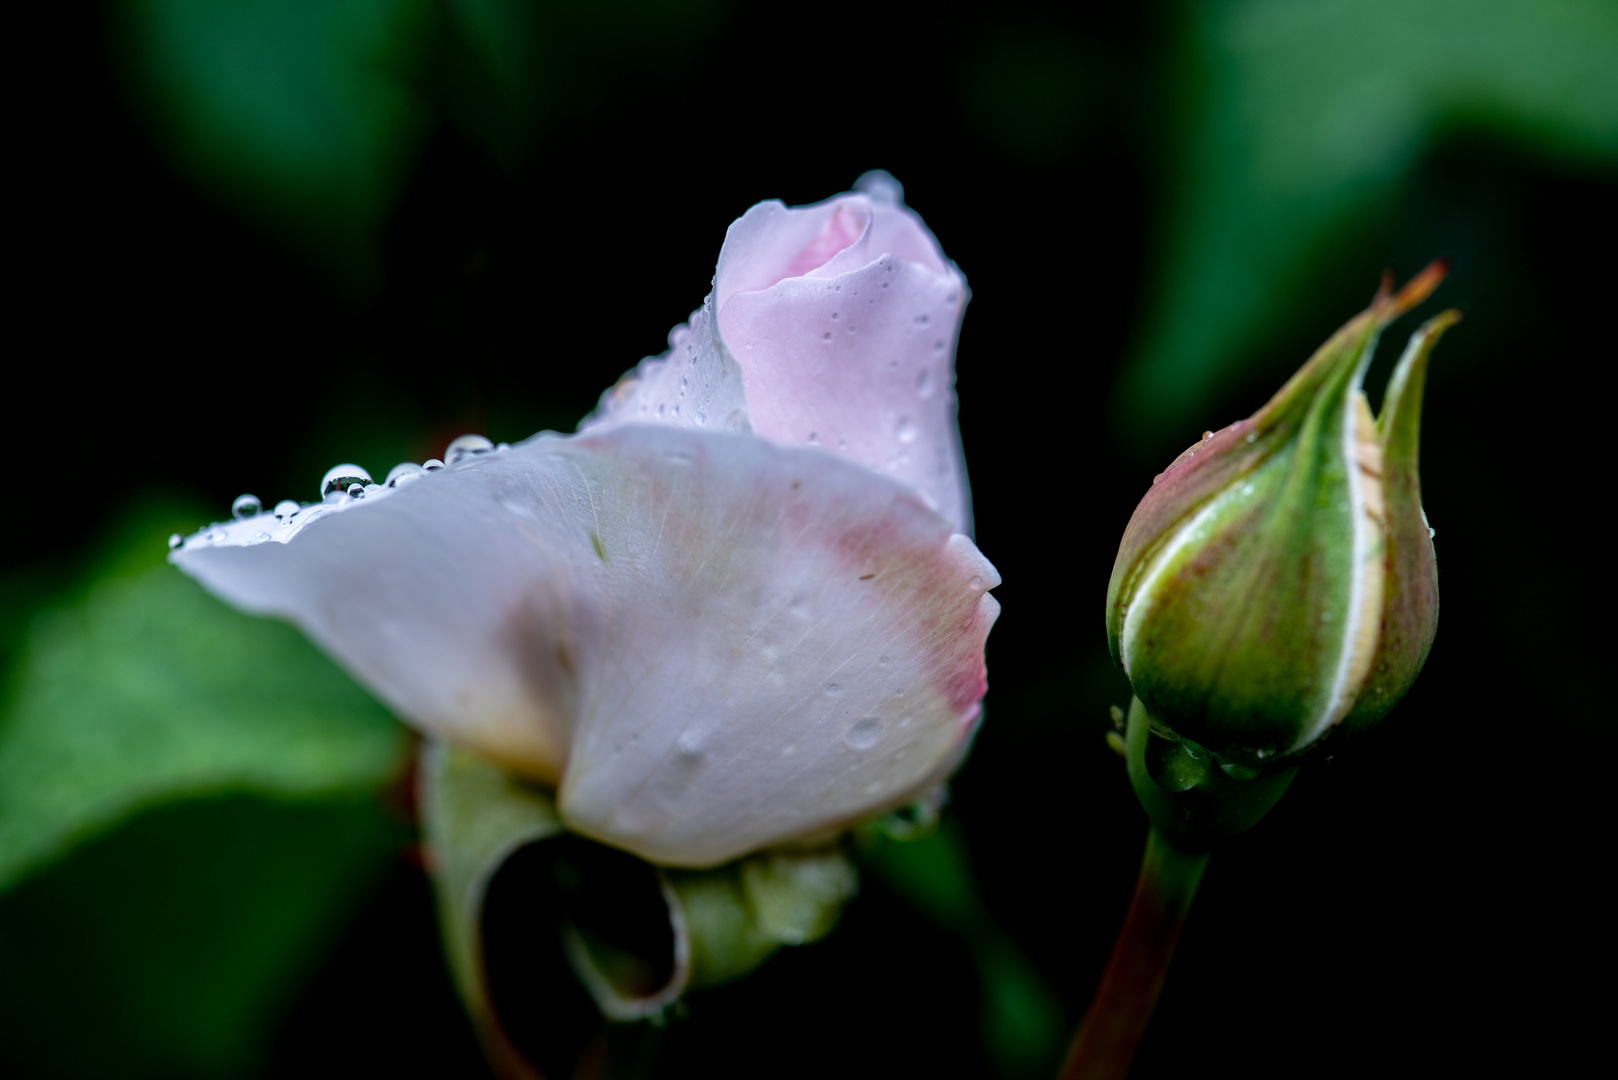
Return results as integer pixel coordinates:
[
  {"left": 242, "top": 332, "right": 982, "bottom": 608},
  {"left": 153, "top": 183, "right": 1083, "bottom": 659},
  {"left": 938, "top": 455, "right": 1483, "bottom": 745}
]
[{"left": 173, "top": 425, "right": 998, "bottom": 867}]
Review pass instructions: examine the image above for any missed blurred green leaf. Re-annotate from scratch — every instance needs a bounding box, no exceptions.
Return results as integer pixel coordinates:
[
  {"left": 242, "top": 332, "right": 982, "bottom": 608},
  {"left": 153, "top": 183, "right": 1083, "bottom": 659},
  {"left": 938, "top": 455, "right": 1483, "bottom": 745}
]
[
  {"left": 438, "top": 0, "right": 731, "bottom": 168},
  {"left": 1118, "top": 0, "right": 1618, "bottom": 449},
  {"left": 0, "top": 794, "right": 402, "bottom": 1079},
  {"left": 111, "top": 0, "right": 435, "bottom": 291},
  {"left": 860, "top": 820, "right": 1065, "bottom": 1078},
  {"left": 0, "top": 514, "right": 409, "bottom": 893}
]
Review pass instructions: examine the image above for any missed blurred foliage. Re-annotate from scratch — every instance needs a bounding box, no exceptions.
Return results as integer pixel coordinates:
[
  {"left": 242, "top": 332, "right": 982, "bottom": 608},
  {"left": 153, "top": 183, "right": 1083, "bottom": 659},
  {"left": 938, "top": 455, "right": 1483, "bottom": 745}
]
[
  {"left": 0, "top": 795, "right": 402, "bottom": 1079},
  {"left": 111, "top": 0, "right": 436, "bottom": 291},
  {"left": 0, "top": 504, "right": 408, "bottom": 891},
  {"left": 0, "top": 507, "right": 410, "bottom": 1076},
  {"left": 859, "top": 818, "right": 1065, "bottom": 1078},
  {"left": 110, "top": 0, "right": 729, "bottom": 292},
  {"left": 1116, "top": 0, "right": 1618, "bottom": 449}
]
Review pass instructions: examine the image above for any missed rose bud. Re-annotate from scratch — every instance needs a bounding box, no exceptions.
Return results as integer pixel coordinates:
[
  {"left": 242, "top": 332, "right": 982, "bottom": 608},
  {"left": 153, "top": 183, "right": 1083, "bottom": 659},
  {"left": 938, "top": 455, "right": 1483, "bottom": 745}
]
[{"left": 1106, "top": 262, "right": 1459, "bottom": 767}]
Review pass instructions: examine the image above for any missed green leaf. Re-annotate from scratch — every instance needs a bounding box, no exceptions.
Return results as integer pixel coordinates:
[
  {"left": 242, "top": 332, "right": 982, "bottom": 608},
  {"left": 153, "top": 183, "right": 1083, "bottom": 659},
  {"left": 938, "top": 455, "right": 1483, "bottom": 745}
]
[
  {"left": 1118, "top": 0, "right": 1618, "bottom": 448},
  {"left": 859, "top": 819, "right": 1065, "bottom": 1078},
  {"left": 111, "top": 0, "right": 435, "bottom": 291},
  {"left": 0, "top": 794, "right": 402, "bottom": 1079},
  {"left": 0, "top": 520, "right": 409, "bottom": 894}
]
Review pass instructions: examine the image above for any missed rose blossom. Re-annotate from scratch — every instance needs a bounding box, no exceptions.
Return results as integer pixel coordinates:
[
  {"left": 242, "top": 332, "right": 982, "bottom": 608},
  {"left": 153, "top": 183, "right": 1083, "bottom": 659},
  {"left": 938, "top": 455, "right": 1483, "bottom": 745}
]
[{"left": 171, "top": 173, "right": 996, "bottom": 868}]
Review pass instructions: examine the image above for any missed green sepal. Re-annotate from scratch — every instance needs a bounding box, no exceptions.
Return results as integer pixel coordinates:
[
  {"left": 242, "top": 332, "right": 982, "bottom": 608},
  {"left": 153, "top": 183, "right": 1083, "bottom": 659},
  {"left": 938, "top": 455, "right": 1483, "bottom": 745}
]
[
  {"left": 1107, "top": 265, "right": 1450, "bottom": 758},
  {"left": 1124, "top": 697, "right": 1298, "bottom": 850},
  {"left": 1341, "top": 310, "right": 1458, "bottom": 735},
  {"left": 419, "top": 742, "right": 861, "bottom": 1056}
]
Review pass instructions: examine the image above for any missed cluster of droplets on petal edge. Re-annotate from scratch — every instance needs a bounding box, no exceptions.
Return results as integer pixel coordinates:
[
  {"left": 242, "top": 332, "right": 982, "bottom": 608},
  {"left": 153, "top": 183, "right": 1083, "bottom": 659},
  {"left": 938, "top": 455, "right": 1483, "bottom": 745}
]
[{"left": 167, "top": 434, "right": 504, "bottom": 553}]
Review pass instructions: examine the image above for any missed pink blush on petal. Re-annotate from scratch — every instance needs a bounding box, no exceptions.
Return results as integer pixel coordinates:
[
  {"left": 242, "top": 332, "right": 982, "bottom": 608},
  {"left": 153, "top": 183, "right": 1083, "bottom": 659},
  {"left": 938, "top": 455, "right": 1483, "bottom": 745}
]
[{"left": 779, "top": 203, "right": 870, "bottom": 281}]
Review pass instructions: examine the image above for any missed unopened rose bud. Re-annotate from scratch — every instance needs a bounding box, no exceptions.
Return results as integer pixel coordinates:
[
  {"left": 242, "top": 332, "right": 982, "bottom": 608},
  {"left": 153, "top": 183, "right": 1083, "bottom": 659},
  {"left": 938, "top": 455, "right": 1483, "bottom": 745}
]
[{"left": 1106, "top": 263, "right": 1459, "bottom": 765}]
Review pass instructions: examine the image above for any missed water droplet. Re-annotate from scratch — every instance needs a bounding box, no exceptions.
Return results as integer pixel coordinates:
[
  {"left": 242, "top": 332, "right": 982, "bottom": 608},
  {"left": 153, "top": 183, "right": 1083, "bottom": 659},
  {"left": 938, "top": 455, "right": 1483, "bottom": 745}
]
[
  {"left": 916, "top": 369, "right": 934, "bottom": 399},
  {"left": 446, "top": 434, "right": 494, "bottom": 465},
  {"left": 845, "top": 718, "right": 883, "bottom": 750},
  {"left": 807, "top": 431, "right": 820, "bottom": 445},
  {"left": 320, "top": 464, "right": 372, "bottom": 498},
  {"left": 253, "top": 531, "right": 272, "bottom": 543},
  {"left": 831, "top": 312, "right": 839, "bottom": 320},
  {"left": 914, "top": 313, "right": 929, "bottom": 324},
  {"left": 1242, "top": 483, "right": 1255, "bottom": 496},
  {"left": 1203, "top": 430, "right": 1214, "bottom": 441},
  {"left": 423, "top": 458, "right": 445, "bottom": 471},
  {"left": 363, "top": 484, "right": 384, "bottom": 496},
  {"left": 273, "top": 499, "right": 299, "bottom": 521},
  {"left": 496, "top": 442, "right": 511, "bottom": 452},
  {"left": 1246, "top": 432, "right": 1258, "bottom": 443},
  {"left": 168, "top": 534, "right": 184, "bottom": 550},
  {"left": 968, "top": 575, "right": 985, "bottom": 590},
  {"left": 896, "top": 417, "right": 917, "bottom": 444},
  {"left": 676, "top": 732, "right": 704, "bottom": 757},
  {"left": 678, "top": 377, "right": 687, "bottom": 396},
  {"left": 347, "top": 483, "right": 366, "bottom": 499},
  {"left": 386, "top": 462, "right": 424, "bottom": 488},
  {"left": 207, "top": 528, "right": 228, "bottom": 543},
  {"left": 823, "top": 332, "right": 833, "bottom": 340},
  {"left": 1428, "top": 527, "right": 1437, "bottom": 539},
  {"left": 231, "top": 494, "right": 262, "bottom": 520},
  {"left": 826, "top": 683, "right": 841, "bottom": 697},
  {"left": 878, "top": 656, "right": 890, "bottom": 667}
]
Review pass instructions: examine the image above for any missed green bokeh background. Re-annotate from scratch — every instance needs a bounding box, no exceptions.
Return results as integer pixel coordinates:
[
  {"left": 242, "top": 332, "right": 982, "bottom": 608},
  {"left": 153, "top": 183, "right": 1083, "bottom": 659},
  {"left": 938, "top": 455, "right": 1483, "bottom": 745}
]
[{"left": 4, "top": 1, "right": 1613, "bottom": 1077}]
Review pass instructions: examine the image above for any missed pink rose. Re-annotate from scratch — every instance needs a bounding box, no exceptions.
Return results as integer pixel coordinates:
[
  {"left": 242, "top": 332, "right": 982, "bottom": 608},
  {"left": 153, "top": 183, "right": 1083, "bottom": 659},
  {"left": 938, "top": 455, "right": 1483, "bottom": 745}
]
[{"left": 172, "top": 175, "right": 996, "bottom": 868}]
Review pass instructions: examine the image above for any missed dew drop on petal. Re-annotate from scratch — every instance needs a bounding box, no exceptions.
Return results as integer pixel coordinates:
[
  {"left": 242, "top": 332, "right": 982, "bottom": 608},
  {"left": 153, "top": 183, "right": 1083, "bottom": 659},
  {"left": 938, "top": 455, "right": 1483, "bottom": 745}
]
[
  {"left": 386, "top": 462, "right": 425, "bottom": 488},
  {"left": 231, "top": 494, "right": 262, "bottom": 520},
  {"left": 346, "top": 483, "right": 366, "bottom": 499},
  {"left": 826, "top": 683, "right": 841, "bottom": 697},
  {"left": 1203, "top": 431, "right": 1214, "bottom": 441},
  {"left": 845, "top": 718, "right": 883, "bottom": 750},
  {"left": 320, "top": 464, "right": 372, "bottom": 498},
  {"left": 968, "top": 575, "right": 985, "bottom": 590},
  {"left": 423, "top": 458, "right": 445, "bottom": 471},
  {"left": 167, "top": 533, "right": 183, "bottom": 550},
  {"left": 445, "top": 434, "right": 495, "bottom": 465},
  {"left": 916, "top": 368, "right": 934, "bottom": 399},
  {"left": 896, "top": 417, "right": 917, "bottom": 444},
  {"left": 273, "top": 499, "right": 300, "bottom": 521},
  {"left": 1429, "top": 527, "right": 1436, "bottom": 539},
  {"left": 253, "top": 531, "right": 272, "bottom": 543}
]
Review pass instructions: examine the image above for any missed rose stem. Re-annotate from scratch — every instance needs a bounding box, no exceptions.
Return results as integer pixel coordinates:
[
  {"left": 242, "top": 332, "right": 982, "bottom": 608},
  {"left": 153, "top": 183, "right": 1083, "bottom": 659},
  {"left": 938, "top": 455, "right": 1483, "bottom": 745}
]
[{"left": 1057, "top": 827, "right": 1210, "bottom": 1080}]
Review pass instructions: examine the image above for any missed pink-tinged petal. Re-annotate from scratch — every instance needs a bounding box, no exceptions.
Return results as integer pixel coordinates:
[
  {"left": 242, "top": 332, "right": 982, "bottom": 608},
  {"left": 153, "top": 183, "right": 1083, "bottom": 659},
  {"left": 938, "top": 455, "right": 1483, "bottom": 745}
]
[
  {"left": 719, "top": 253, "right": 970, "bottom": 533},
  {"left": 172, "top": 425, "right": 998, "bottom": 867},
  {"left": 583, "top": 177, "right": 974, "bottom": 534},
  {"left": 716, "top": 183, "right": 971, "bottom": 532}
]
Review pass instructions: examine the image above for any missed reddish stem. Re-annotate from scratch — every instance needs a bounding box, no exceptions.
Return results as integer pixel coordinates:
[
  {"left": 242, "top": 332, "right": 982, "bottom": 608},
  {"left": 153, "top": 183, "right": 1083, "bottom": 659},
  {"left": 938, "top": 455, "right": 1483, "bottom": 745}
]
[{"left": 1058, "top": 828, "right": 1209, "bottom": 1080}]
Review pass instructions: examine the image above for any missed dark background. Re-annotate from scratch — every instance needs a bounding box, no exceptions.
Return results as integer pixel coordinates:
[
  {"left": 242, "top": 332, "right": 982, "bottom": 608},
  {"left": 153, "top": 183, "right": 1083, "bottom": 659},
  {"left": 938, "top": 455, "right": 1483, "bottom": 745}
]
[{"left": 4, "top": 1, "right": 1614, "bottom": 1078}]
